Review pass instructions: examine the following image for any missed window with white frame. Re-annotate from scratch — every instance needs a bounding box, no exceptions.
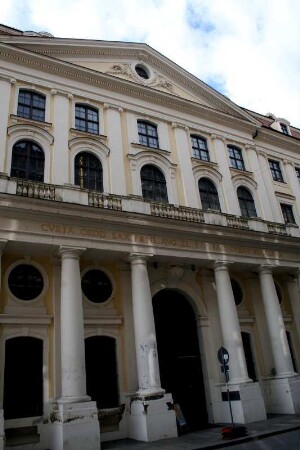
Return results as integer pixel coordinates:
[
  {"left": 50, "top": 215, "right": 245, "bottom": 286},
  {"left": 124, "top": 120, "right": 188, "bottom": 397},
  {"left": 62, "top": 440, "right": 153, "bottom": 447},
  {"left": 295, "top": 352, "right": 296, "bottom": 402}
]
[
  {"left": 280, "top": 203, "right": 296, "bottom": 224},
  {"left": 191, "top": 135, "right": 210, "bottom": 161},
  {"left": 198, "top": 178, "right": 221, "bottom": 211},
  {"left": 11, "top": 140, "right": 45, "bottom": 182},
  {"left": 137, "top": 121, "right": 159, "bottom": 149},
  {"left": 17, "top": 89, "right": 46, "bottom": 122},
  {"left": 75, "top": 104, "right": 99, "bottom": 134},
  {"left": 237, "top": 186, "right": 257, "bottom": 218},
  {"left": 228, "top": 145, "right": 245, "bottom": 170},
  {"left": 140, "top": 164, "right": 168, "bottom": 203},
  {"left": 269, "top": 159, "right": 284, "bottom": 182}
]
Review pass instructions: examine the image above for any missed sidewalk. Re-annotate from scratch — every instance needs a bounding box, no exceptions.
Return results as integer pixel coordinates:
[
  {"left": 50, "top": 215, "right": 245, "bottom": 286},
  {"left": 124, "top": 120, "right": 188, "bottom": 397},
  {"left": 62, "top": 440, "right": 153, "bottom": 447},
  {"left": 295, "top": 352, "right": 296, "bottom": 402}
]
[{"left": 102, "top": 414, "right": 300, "bottom": 450}]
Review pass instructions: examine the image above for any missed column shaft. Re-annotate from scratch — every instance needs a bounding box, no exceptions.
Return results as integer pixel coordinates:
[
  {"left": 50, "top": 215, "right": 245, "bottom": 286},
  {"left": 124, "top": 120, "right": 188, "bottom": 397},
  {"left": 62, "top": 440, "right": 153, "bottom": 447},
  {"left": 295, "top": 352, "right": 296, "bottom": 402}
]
[
  {"left": 214, "top": 262, "right": 250, "bottom": 384},
  {"left": 259, "top": 266, "right": 295, "bottom": 377},
  {"left": 129, "top": 253, "right": 163, "bottom": 395},
  {"left": 59, "top": 247, "right": 89, "bottom": 402}
]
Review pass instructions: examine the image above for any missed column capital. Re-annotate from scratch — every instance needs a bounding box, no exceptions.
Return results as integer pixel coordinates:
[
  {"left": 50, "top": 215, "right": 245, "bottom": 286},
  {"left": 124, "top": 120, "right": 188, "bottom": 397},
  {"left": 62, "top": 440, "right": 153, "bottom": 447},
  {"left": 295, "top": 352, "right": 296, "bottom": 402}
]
[
  {"left": 213, "top": 260, "right": 233, "bottom": 271},
  {"left": 258, "top": 265, "right": 275, "bottom": 276},
  {"left": 128, "top": 252, "right": 153, "bottom": 264},
  {"left": 58, "top": 246, "right": 86, "bottom": 259}
]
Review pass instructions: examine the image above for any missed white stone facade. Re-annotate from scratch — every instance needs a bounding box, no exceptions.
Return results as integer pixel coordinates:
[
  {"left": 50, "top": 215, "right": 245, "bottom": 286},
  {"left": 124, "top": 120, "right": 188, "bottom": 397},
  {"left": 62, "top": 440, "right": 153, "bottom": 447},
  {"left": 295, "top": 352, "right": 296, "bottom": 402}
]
[{"left": 0, "top": 24, "right": 299, "bottom": 450}]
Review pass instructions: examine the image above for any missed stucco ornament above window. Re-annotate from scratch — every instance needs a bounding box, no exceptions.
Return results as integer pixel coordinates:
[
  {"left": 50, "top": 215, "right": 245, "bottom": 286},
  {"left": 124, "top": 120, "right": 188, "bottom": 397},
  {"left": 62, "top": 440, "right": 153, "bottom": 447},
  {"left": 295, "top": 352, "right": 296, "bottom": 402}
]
[{"left": 107, "top": 63, "right": 174, "bottom": 92}]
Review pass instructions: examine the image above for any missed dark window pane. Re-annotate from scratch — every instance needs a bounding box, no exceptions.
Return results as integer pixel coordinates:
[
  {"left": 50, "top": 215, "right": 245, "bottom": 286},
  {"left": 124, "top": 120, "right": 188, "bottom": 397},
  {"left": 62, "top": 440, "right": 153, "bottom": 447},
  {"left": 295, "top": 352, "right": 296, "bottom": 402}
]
[
  {"left": 137, "top": 121, "right": 159, "bottom": 148},
  {"left": 191, "top": 135, "right": 210, "bottom": 161},
  {"left": 269, "top": 160, "right": 284, "bottom": 182},
  {"left": 75, "top": 152, "right": 103, "bottom": 192},
  {"left": 237, "top": 187, "right": 257, "bottom": 218},
  {"left": 17, "top": 90, "right": 45, "bottom": 122},
  {"left": 231, "top": 278, "right": 243, "bottom": 305},
  {"left": 281, "top": 203, "right": 296, "bottom": 224},
  {"left": 75, "top": 104, "right": 99, "bottom": 134},
  {"left": 8, "top": 264, "right": 44, "bottom": 300},
  {"left": 141, "top": 164, "right": 168, "bottom": 203},
  {"left": 228, "top": 146, "right": 245, "bottom": 170},
  {"left": 198, "top": 178, "right": 220, "bottom": 211},
  {"left": 81, "top": 270, "right": 113, "bottom": 303},
  {"left": 11, "top": 140, "right": 45, "bottom": 182}
]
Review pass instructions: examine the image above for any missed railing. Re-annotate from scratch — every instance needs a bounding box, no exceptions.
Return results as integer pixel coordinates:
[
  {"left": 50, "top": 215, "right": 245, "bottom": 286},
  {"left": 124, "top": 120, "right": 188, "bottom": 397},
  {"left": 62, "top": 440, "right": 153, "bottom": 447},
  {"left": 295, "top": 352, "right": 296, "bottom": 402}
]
[
  {"left": 16, "top": 180, "right": 56, "bottom": 200},
  {"left": 8, "top": 178, "right": 298, "bottom": 237},
  {"left": 267, "top": 222, "right": 288, "bottom": 235},
  {"left": 88, "top": 192, "right": 122, "bottom": 210},
  {"left": 150, "top": 203, "right": 205, "bottom": 223},
  {"left": 226, "top": 215, "right": 249, "bottom": 230}
]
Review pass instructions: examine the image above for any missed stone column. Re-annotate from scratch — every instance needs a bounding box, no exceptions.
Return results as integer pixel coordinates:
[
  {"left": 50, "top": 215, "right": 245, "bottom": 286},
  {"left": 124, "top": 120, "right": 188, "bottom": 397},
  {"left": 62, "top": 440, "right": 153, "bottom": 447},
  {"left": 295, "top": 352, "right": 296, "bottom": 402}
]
[
  {"left": 211, "top": 135, "right": 240, "bottom": 215},
  {"left": 52, "top": 92, "right": 70, "bottom": 185},
  {"left": 257, "top": 151, "right": 281, "bottom": 222},
  {"left": 258, "top": 265, "right": 296, "bottom": 377},
  {"left": 285, "top": 272, "right": 300, "bottom": 341},
  {"left": 214, "top": 261, "right": 250, "bottom": 384},
  {"left": 129, "top": 253, "right": 163, "bottom": 395},
  {"left": 245, "top": 145, "right": 274, "bottom": 221},
  {"left": 172, "top": 123, "right": 199, "bottom": 208},
  {"left": 0, "top": 78, "right": 12, "bottom": 174},
  {"left": 58, "top": 246, "right": 90, "bottom": 403},
  {"left": 104, "top": 104, "right": 126, "bottom": 195}
]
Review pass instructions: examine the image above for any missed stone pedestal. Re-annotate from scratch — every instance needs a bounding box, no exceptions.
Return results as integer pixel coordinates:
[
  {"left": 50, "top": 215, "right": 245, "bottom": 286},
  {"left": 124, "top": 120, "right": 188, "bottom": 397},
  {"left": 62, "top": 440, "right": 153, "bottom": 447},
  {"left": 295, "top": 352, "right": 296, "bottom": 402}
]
[
  {"left": 262, "top": 376, "right": 300, "bottom": 414},
  {"left": 127, "top": 393, "right": 177, "bottom": 442},
  {"left": 213, "top": 382, "right": 267, "bottom": 424},
  {"left": 50, "top": 402, "right": 100, "bottom": 450}
]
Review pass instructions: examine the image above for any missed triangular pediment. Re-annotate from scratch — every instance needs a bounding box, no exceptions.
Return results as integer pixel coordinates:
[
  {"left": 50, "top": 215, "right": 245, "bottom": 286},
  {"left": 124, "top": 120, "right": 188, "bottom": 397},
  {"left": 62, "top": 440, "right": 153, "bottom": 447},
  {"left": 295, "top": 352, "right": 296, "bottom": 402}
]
[{"left": 0, "top": 33, "right": 258, "bottom": 123}]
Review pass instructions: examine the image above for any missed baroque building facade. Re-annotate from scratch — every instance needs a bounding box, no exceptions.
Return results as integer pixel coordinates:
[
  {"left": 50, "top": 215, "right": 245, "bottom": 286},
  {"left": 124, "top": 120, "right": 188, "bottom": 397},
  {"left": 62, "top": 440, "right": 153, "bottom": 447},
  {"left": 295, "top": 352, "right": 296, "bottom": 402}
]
[{"left": 0, "top": 23, "right": 299, "bottom": 450}]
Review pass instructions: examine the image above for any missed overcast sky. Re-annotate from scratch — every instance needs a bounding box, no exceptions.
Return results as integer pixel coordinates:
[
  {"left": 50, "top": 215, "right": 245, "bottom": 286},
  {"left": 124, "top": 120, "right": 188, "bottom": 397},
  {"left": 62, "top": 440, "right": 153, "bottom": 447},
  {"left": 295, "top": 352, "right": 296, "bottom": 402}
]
[{"left": 1, "top": 0, "right": 300, "bottom": 127}]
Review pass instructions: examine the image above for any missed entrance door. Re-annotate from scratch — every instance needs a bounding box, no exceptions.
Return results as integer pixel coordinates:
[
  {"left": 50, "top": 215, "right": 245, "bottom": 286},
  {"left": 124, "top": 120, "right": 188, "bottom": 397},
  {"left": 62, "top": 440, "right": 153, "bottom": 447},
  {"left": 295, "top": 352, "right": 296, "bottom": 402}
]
[
  {"left": 241, "top": 332, "right": 257, "bottom": 381},
  {"left": 3, "top": 337, "right": 43, "bottom": 419},
  {"left": 85, "top": 336, "right": 119, "bottom": 409},
  {"left": 152, "top": 289, "right": 208, "bottom": 430}
]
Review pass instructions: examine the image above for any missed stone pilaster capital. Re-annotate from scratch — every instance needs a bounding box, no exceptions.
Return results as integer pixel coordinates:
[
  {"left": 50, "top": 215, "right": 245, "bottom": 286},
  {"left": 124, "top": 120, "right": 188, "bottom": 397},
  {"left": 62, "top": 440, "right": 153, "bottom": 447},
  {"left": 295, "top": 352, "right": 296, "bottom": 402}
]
[
  {"left": 210, "top": 133, "right": 226, "bottom": 143},
  {"left": 282, "top": 159, "right": 294, "bottom": 167},
  {"left": 104, "top": 103, "right": 123, "bottom": 112},
  {"left": 257, "top": 150, "right": 266, "bottom": 159},
  {"left": 58, "top": 246, "right": 86, "bottom": 259},
  {"left": 171, "top": 122, "right": 189, "bottom": 131},
  {"left": 128, "top": 252, "right": 153, "bottom": 264},
  {"left": 245, "top": 144, "right": 256, "bottom": 152}
]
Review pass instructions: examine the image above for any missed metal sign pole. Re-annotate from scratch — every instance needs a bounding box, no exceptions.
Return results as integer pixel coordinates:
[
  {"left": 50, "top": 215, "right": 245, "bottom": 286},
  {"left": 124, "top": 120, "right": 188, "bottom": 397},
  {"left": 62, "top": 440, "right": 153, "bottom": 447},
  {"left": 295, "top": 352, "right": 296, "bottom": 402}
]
[
  {"left": 223, "top": 358, "right": 234, "bottom": 430},
  {"left": 218, "top": 346, "right": 234, "bottom": 430}
]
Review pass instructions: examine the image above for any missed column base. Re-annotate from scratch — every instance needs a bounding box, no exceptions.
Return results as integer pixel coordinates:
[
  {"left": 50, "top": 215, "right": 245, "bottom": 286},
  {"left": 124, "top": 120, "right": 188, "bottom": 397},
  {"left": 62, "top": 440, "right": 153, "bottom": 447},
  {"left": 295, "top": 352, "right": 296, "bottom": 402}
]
[
  {"left": 262, "top": 375, "right": 300, "bottom": 414},
  {"left": 127, "top": 393, "right": 177, "bottom": 442},
  {"left": 50, "top": 401, "right": 100, "bottom": 450},
  {"left": 213, "top": 382, "right": 267, "bottom": 424}
]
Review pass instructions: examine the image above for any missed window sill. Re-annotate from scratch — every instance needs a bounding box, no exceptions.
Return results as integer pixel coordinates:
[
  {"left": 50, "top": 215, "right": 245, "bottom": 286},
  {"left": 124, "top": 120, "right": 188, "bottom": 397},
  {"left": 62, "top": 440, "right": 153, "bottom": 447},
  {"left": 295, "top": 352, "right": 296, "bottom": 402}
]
[
  {"left": 10, "top": 114, "right": 52, "bottom": 128},
  {"left": 131, "top": 142, "right": 171, "bottom": 155},
  {"left": 70, "top": 128, "right": 107, "bottom": 140}
]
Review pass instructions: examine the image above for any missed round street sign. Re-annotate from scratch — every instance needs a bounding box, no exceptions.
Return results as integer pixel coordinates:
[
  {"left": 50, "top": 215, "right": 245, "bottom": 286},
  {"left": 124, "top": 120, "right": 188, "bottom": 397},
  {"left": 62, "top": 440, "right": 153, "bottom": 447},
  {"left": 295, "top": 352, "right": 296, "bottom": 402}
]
[{"left": 217, "top": 346, "right": 229, "bottom": 364}]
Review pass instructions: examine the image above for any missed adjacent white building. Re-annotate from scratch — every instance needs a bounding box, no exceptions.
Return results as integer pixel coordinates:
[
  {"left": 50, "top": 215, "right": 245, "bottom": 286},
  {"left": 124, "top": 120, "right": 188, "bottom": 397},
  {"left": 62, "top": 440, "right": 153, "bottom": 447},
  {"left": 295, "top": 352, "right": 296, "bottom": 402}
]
[{"left": 0, "top": 23, "right": 299, "bottom": 450}]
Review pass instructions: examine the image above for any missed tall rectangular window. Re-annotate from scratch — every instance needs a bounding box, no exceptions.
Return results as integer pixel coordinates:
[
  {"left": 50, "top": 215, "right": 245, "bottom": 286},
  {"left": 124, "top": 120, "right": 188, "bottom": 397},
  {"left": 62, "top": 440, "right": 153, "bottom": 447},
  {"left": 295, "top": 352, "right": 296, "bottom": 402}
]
[
  {"left": 75, "top": 104, "right": 99, "bottom": 134},
  {"left": 17, "top": 90, "right": 46, "bottom": 122},
  {"left": 191, "top": 135, "right": 210, "bottom": 161},
  {"left": 137, "top": 121, "right": 159, "bottom": 149},
  {"left": 280, "top": 203, "right": 296, "bottom": 224},
  {"left": 269, "top": 160, "right": 284, "bottom": 182},
  {"left": 227, "top": 145, "right": 245, "bottom": 170}
]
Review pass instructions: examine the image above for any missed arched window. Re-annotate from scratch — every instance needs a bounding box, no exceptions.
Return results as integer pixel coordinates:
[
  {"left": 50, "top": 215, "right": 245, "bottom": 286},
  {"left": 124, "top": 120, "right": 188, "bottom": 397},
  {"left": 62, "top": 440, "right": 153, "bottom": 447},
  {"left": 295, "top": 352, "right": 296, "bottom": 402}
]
[
  {"left": 198, "top": 178, "right": 221, "bottom": 211},
  {"left": 75, "top": 104, "right": 99, "bottom": 134},
  {"left": 11, "top": 140, "right": 45, "bottom": 182},
  {"left": 137, "top": 121, "right": 159, "bottom": 148},
  {"left": 141, "top": 164, "right": 168, "bottom": 203},
  {"left": 237, "top": 186, "right": 257, "bottom": 218},
  {"left": 17, "top": 89, "right": 46, "bottom": 122},
  {"left": 75, "top": 152, "right": 103, "bottom": 192},
  {"left": 191, "top": 135, "right": 210, "bottom": 161}
]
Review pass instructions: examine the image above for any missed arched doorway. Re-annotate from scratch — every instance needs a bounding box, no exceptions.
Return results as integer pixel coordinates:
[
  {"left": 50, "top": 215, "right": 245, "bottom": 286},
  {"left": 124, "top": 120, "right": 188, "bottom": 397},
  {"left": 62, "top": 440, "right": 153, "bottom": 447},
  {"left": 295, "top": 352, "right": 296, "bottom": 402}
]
[
  {"left": 152, "top": 289, "right": 208, "bottom": 430},
  {"left": 3, "top": 337, "right": 43, "bottom": 419},
  {"left": 85, "top": 336, "right": 119, "bottom": 409}
]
